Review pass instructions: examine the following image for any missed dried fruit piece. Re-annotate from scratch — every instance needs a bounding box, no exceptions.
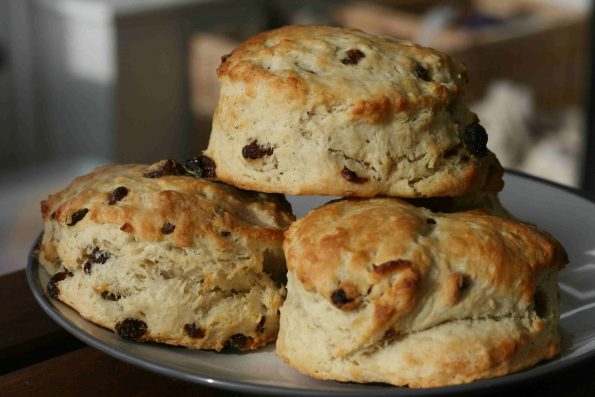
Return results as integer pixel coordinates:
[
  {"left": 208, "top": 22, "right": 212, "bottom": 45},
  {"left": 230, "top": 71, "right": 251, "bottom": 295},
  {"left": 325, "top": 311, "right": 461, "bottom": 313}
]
[
  {"left": 463, "top": 123, "right": 488, "bottom": 157},
  {"left": 381, "top": 328, "right": 398, "bottom": 342},
  {"left": 107, "top": 186, "right": 129, "bottom": 205},
  {"left": 415, "top": 63, "right": 430, "bottom": 81},
  {"left": 256, "top": 316, "right": 266, "bottom": 334},
  {"left": 67, "top": 209, "right": 89, "bottom": 226},
  {"left": 242, "top": 140, "right": 274, "bottom": 159},
  {"left": 220, "top": 52, "right": 232, "bottom": 63},
  {"left": 341, "top": 167, "right": 368, "bottom": 184},
  {"left": 162, "top": 223, "right": 175, "bottom": 234},
  {"left": 143, "top": 159, "right": 188, "bottom": 178},
  {"left": 185, "top": 155, "right": 216, "bottom": 178},
  {"left": 47, "top": 271, "right": 73, "bottom": 298},
  {"left": 83, "top": 247, "right": 111, "bottom": 274},
  {"left": 115, "top": 318, "right": 147, "bottom": 340},
  {"left": 184, "top": 323, "right": 205, "bottom": 339},
  {"left": 331, "top": 289, "right": 354, "bottom": 307},
  {"left": 224, "top": 334, "right": 253, "bottom": 350},
  {"left": 341, "top": 49, "right": 365, "bottom": 65}
]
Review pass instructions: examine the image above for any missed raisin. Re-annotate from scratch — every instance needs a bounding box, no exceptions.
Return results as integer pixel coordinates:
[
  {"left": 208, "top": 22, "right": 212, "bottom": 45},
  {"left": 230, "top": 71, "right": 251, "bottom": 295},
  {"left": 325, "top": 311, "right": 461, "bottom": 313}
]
[
  {"left": 162, "top": 223, "right": 175, "bottom": 234},
  {"left": 224, "top": 334, "right": 253, "bottom": 350},
  {"left": 220, "top": 52, "right": 231, "bottom": 64},
  {"left": 115, "top": 318, "right": 147, "bottom": 340},
  {"left": 331, "top": 289, "right": 354, "bottom": 307},
  {"left": 101, "top": 291, "right": 121, "bottom": 301},
  {"left": 67, "top": 209, "right": 89, "bottom": 226},
  {"left": 382, "top": 328, "right": 397, "bottom": 342},
  {"left": 83, "top": 247, "right": 111, "bottom": 274},
  {"left": 120, "top": 223, "right": 133, "bottom": 232},
  {"left": 459, "top": 275, "right": 471, "bottom": 292},
  {"left": 185, "top": 155, "right": 216, "bottom": 178},
  {"left": 341, "top": 49, "right": 365, "bottom": 65},
  {"left": 220, "top": 231, "right": 231, "bottom": 237},
  {"left": 415, "top": 63, "right": 430, "bottom": 81},
  {"left": 107, "top": 186, "right": 129, "bottom": 205},
  {"left": 241, "top": 140, "right": 274, "bottom": 159},
  {"left": 47, "top": 271, "right": 73, "bottom": 298},
  {"left": 92, "top": 246, "right": 110, "bottom": 264},
  {"left": 184, "top": 323, "right": 205, "bottom": 338},
  {"left": 463, "top": 123, "right": 488, "bottom": 157},
  {"left": 143, "top": 159, "right": 188, "bottom": 178},
  {"left": 341, "top": 167, "right": 368, "bottom": 184},
  {"left": 256, "top": 317, "right": 266, "bottom": 334}
]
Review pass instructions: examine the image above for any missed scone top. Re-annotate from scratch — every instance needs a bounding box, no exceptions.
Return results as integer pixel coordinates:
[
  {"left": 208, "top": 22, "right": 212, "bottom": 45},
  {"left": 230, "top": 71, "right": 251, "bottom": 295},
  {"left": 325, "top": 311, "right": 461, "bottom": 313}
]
[
  {"left": 205, "top": 25, "right": 503, "bottom": 197},
  {"left": 39, "top": 160, "right": 295, "bottom": 271},
  {"left": 218, "top": 25, "right": 467, "bottom": 114}
]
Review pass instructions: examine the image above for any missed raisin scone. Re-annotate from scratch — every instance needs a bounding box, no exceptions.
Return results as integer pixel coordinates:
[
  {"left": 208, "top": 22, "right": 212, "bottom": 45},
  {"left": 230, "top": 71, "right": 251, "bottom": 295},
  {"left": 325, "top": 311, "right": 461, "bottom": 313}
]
[
  {"left": 277, "top": 198, "right": 567, "bottom": 387},
  {"left": 38, "top": 160, "right": 295, "bottom": 351},
  {"left": 203, "top": 25, "right": 503, "bottom": 197}
]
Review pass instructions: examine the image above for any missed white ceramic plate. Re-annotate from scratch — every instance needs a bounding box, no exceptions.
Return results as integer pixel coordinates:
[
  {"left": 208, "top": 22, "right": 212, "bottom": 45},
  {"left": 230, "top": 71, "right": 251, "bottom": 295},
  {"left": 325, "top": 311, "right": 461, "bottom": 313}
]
[{"left": 27, "top": 172, "right": 595, "bottom": 396}]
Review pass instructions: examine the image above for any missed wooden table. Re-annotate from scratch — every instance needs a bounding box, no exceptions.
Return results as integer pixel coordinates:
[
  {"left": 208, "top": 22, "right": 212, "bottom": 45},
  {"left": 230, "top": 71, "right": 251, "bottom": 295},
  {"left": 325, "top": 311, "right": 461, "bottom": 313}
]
[{"left": 2, "top": 269, "right": 595, "bottom": 396}]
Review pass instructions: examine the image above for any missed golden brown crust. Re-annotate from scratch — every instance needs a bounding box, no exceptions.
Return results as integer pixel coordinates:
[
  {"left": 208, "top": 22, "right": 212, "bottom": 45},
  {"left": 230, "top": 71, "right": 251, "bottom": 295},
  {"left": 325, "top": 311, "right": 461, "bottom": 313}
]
[
  {"left": 217, "top": 25, "right": 464, "bottom": 108},
  {"left": 206, "top": 25, "right": 502, "bottom": 197},
  {"left": 40, "top": 163, "right": 294, "bottom": 252},
  {"left": 286, "top": 198, "right": 565, "bottom": 310},
  {"left": 278, "top": 198, "right": 567, "bottom": 386}
]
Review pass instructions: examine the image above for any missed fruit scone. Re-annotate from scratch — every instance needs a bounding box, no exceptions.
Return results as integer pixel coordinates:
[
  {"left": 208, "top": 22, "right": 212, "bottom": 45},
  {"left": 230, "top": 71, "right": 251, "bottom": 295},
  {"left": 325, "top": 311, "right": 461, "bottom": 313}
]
[
  {"left": 277, "top": 198, "right": 568, "bottom": 387},
  {"left": 38, "top": 159, "right": 294, "bottom": 351},
  {"left": 204, "top": 25, "right": 503, "bottom": 197}
]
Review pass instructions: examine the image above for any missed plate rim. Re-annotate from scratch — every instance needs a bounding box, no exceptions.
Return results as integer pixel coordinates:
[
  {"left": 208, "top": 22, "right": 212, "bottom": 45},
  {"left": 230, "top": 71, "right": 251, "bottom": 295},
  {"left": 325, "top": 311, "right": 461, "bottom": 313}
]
[{"left": 26, "top": 170, "right": 595, "bottom": 396}]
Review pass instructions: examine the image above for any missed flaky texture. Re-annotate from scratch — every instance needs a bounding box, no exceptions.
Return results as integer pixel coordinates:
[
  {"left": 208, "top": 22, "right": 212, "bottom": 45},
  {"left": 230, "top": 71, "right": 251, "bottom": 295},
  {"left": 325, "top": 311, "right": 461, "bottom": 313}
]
[
  {"left": 39, "top": 162, "right": 294, "bottom": 351},
  {"left": 205, "top": 25, "right": 503, "bottom": 197},
  {"left": 277, "top": 198, "right": 567, "bottom": 387}
]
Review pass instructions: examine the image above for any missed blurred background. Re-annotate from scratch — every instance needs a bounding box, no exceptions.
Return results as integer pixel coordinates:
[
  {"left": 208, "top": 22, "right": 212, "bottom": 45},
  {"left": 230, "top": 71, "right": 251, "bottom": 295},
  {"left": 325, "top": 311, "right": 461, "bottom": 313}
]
[{"left": 0, "top": 0, "right": 593, "bottom": 274}]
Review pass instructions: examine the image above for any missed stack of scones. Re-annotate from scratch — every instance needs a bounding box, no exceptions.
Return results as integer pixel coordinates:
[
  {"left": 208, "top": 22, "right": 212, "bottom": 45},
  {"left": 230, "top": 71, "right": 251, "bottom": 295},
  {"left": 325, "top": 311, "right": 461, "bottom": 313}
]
[{"left": 39, "top": 26, "right": 568, "bottom": 387}]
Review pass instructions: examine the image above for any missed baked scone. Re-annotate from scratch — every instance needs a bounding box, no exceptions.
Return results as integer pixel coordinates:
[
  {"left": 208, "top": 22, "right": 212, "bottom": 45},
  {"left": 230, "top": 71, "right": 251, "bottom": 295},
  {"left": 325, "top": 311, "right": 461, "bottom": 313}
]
[
  {"left": 38, "top": 160, "right": 294, "bottom": 351},
  {"left": 204, "top": 25, "right": 503, "bottom": 197},
  {"left": 277, "top": 198, "right": 567, "bottom": 387}
]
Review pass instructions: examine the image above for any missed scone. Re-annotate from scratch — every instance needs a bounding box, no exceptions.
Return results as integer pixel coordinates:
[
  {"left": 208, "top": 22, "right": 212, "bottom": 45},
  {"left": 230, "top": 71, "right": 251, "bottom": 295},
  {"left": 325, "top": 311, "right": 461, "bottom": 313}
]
[
  {"left": 38, "top": 160, "right": 294, "bottom": 351},
  {"left": 204, "top": 25, "right": 503, "bottom": 197},
  {"left": 277, "top": 198, "right": 567, "bottom": 387}
]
